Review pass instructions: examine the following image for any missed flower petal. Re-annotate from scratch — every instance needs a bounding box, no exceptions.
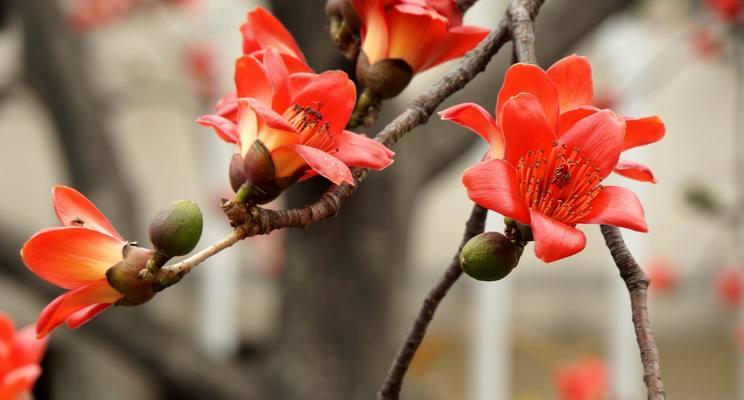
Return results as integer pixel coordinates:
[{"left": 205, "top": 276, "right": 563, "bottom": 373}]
[
  {"left": 215, "top": 91, "right": 238, "bottom": 122},
  {"left": 332, "top": 130, "right": 395, "bottom": 170},
  {"left": 0, "top": 313, "right": 14, "bottom": 347},
  {"left": 501, "top": 93, "right": 556, "bottom": 166},
  {"left": 546, "top": 55, "right": 594, "bottom": 112},
  {"left": 530, "top": 209, "right": 586, "bottom": 263},
  {"left": 36, "top": 279, "right": 122, "bottom": 338},
  {"left": 65, "top": 304, "right": 112, "bottom": 329},
  {"left": 21, "top": 227, "right": 123, "bottom": 290},
  {"left": 496, "top": 63, "right": 560, "bottom": 132},
  {"left": 289, "top": 72, "right": 317, "bottom": 96},
  {"left": 462, "top": 159, "right": 530, "bottom": 223},
  {"left": 558, "top": 109, "right": 624, "bottom": 179},
  {"left": 386, "top": 4, "right": 449, "bottom": 71},
  {"left": 197, "top": 114, "right": 239, "bottom": 144},
  {"left": 557, "top": 106, "right": 598, "bottom": 136},
  {"left": 422, "top": 25, "right": 490, "bottom": 72},
  {"left": 241, "top": 7, "right": 308, "bottom": 66},
  {"left": 52, "top": 186, "right": 123, "bottom": 241},
  {"left": 577, "top": 186, "right": 648, "bottom": 232},
  {"left": 0, "top": 365, "right": 41, "bottom": 399},
  {"left": 281, "top": 144, "right": 354, "bottom": 185},
  {"left": 290, "top": 70, "right": 355, "bottom": 135},
  {"left": 263, "top": 47, "right": 292, "bottom": 112},
  {"left": 614, "top": 160, "right": 657, "bottom": 183},
  {"left": 234, "top": 55, "right": 272, "bottom": 105},
  {"left": 355, "top": 0, "right": 389, "bottom": 65},
  {"left": 439, "top": 102, "right": 500, "bottom": 149},
  {"left": 623, "top": 116, "right": 665, "bottom": 151}
]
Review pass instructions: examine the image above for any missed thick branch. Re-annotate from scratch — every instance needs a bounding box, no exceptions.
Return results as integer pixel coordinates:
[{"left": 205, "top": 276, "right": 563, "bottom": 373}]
[
  {"left": 600, "top": 225, "right": 666, "bottom": 400},
  {"left": 377, "top": 205, "right": 487, "bottom": 400}
]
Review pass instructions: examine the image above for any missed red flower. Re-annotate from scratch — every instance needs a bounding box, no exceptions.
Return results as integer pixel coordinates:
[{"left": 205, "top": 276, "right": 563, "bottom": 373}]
[
  {"left": 460, "top": 91, "right": 648, "bottom": 262},
  {"left": 440, "top": 55, "right": 665, "bottom": 184},
  {"left": 198, "top": 50, "right": 394, "bottom": 203},
  {"left": 714, "top": 267, "right": 744, "bottom": 308},
  {"left": 0, "top": 313, "right": 48, "bottom": 399},
  {"left": 553, "top": 358, "right": 609, "bottom": 400},
  {"left": 353, "top": 0, "right": 489, "bottom": 73},
  {"left": 241, "top": 7, "right": 313, "bottom": 74},
  {"left": 21, "top": 186, "right": 130, "bottom": 338},
  {"left": 645, "top": 258, "right": 678, "bottom": 295},
  {"left": 706, "top": 0, "right": 744, "bottom": 24}
]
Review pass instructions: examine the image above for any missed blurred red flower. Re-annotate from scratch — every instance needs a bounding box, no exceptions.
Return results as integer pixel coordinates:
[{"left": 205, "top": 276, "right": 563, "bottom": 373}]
[
  {"left": 553, "top": 358, "right": 609, "bottom": 400},
  {"left": 714, "top": 267, "right": 744, "bottom": 308},
  {"left": 183, "top": 43, "right": 217, "bottom": 99},
  {"left": 706, "top": 0, "right": 744, "bottom": 24},
  {"left": 0, "top": 313, "right": 48, "bottom": 400},
  {"left": 645, "top": 258, "right": 678, "bottom": 295}
]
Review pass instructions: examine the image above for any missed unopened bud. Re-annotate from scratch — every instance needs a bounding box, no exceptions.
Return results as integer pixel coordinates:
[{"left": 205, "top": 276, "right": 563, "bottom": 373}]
[
  {"left": 106, "top": 246, "right": 157, "bottom": 306},
  {"left": 148, "top": 200, "right": 203, "bottom": 257},
  {"left": 356, "top": 55, "right": 414, "bottom": 99},
  {"left": 460, "top": 232, "right": 520, "bottom": 281},
  {"left": 229, "top": 153, "right": 247, "bottom": 193},
  {"left": 326, "top": 0, "right": 360, "bottom": 60}
]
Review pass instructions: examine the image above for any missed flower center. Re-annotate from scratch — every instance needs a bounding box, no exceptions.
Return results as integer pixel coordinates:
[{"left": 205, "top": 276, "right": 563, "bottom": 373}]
[
  {"left": 285, "top": 103, "right": 337, "bottom": 153},
  {"left": 515, "top": 143, "right": 603, "bottom": 225}
]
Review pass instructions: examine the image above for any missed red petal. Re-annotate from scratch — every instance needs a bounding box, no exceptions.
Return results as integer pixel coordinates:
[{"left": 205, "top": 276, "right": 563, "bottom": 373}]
[
  {"left": 496, "top": 63, "right": 560, "bottom": 132},
  {"left": 332, "top": 130, "right": 395, "bottom": 170},
  {"left": 546, "top": 54, "right": 594, "bottom": 112},
  {"left": 501, "top": 93, "right": 556, "bottom": 166},
  {"left": 614, "top": 160, "right": 656, "bottom": 183},
  {"left": 623, "top": 116, "right": 665, "bottom": 151},
  {"left": 558, "top": 109, "right": 624, "bottom": 179},
  {"left": 530, "top": 209, "right": 586, "bottom": 263},
  {"left": 234, "top": 55, "right": 272, "bottom": 105},
  {"left": 65, "top": 303, "right": 112, "bottom": 329},
  {"left": 557, "top": 106, "right": 598, "bottom": 136},
  {"left": 0, "top": 365, "right": 41, "bottom": 399},
  {"left": 289, "top": 72, "right": 317, "bottom": 96},
  {"left": 355, "top": 0, "right": 389, "bottom": 65},
  {"left": 462, "top": 159, "right": 530, "bottom": 224},
  {"left": 290, "top": 70, "right": 355, "bottom": 135},
  {"left": 10, "top": 326, "right": 47, "bottom": 368},
  {"left": 438, "top": 102, "right": 501, "bottom": 149},
  {"left": 241, "top": 7, "right": 307, "bottom": 66},
  {"left": 0, "top": 313, "right": 14, "bottom": 347},
  {"left": 577, "top": 186, "right": 648, "bottom": 232},
  {"left": 282, "top": 144, "right": 354, "bottom": 185},
  {"left": 36, "top": 279, "right": 122, "bottom": 338},
  {"left": 263, "top": 47, "right": 292, "bottom": 112},
  {"left": 386, "top": 4, "right": 449, "bottom": 71},
  {"left": 197, "top": 114, "right": 239, "bottom": 144},
  {"left": 422, "top": 25, "right": 490, "bottom": 72},
  {"left": 52, "top": 186, "right": 123, "bottom": 241},
  {"left": 21, "top": 227, "right": 123, "bottom": 290},
  {"left": 215, "top": 91, "right": 238, "bottom": 122}
]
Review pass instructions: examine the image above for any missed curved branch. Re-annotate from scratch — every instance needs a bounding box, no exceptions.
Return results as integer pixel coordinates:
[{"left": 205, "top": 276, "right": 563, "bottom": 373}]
[{"left": 600, "top": 225, "right": 666, "bottom": 400}]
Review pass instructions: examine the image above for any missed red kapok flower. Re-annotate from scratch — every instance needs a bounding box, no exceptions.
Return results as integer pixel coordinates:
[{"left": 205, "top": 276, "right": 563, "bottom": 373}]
[
  {"left": 645, "top": 258, "right": 678, "bottom": 295},
  {"left": 0, "top": 313, "right": 48, "bottom": 399},
  {"left": 461, "top": 93, "right": 648, "bottom": 262},
  {"left": 706, "top": 0, "right": 744, "bottom": 24},
  {"left": 241, "top": 7, "right": 313, "bottom": 74},
  {"left": 714, "top": 267, "right": 744, "bottom": 308},
  {"left": 353, "top": 0, "right": 489, "bottom": 73},
  {"left": 553, "top": 358, "right": 609, "bottom": 400},
  {"left": 20, "top": 186, "right": 154, "bottom": 338},
  {"left": 198, "top": 51, "right": 394, "bottom": 203},
  {"left": 440, "top": 55, "right": 665, "bottom": 184}
]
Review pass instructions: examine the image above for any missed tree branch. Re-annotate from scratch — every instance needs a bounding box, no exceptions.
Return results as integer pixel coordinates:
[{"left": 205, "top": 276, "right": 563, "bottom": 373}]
[{"left": 600, "top": 225, "right": 666, "bottom": 400}]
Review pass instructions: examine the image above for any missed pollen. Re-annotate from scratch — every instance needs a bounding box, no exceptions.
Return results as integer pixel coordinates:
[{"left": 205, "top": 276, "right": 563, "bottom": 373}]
[
  {"left": 285, "top": 103, "right": 337, "bottom": 153},
  {"left": 515, "top": 143, "right": 603, "bottom": 225}
]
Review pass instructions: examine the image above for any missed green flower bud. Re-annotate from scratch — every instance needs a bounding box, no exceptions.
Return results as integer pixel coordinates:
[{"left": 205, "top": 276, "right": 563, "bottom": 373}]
[
  {"left": 460, "top": 232, "right": 520, "bottom": 281},
  {"left": 148, "top": 200, "right": 203, "bottom": 257},
  {"left": 106, "top": 245, "right": 157, "bottom": 306},
  {"left": 356, "top": 55, "right": 414, "bottom": 100}
]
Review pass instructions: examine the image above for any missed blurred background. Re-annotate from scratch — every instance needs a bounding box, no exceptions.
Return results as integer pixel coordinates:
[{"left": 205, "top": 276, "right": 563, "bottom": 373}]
[{"left": 0, "top": 0, "right": 742, "bottom": 398}]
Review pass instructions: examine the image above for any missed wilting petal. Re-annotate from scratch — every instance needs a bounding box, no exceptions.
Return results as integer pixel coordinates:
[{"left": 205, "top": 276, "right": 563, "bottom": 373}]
[
  {"left": 462, "top": 159, "right": 530, "bottom": 223},
  {"left": 530, "top": 209, "right": 586, "bottom": 263},
  {"left": 333, "top": 131, "right": 394, "bottom": 170},
  {"left": 52, "top": 186, "right": 123, "bottom": 241},
  {"left": 0, "top": 365, "right": 41, "bottom": 399},
  {"left": 578, "top": 186, "right": 648, "bottom": 232},
  {"left": 234, "top": 55, "right": 272, "bottom": 105},
  {"left": 496, "top": 63, "right": 560, "bottom": 131},
  {"left": 501, "top": 93, "right": 556, "bottom": 166},
  {"left": 10, "top": 326, "right": 47, "bottom": 368},
  {"left": 263, "top": 47, "right": 292, "bottom": 112},
  {"left": 241, "top": 7, "right": 308, "bottom": 66},
  {"left": 197, "top": 114, "right": 239, "bottom": 144},
  {"left": 355, "top": 0, "right": 389, "bottom": 65},
  {"left": 557, "top": 106, "right": 598, "bottom": 136},
  {"left": 290, "top": 70, "right": 355, "bottom": 135},
  {"left": 558, "top": 109, "right": 624, "bottom": 179},
  {"left": 546, "top": 55, "right": 594, "bottom": 112},
  {"left": 439, "top": 102, "right": 500, "bottom": 147},
  {"left": 21, "top": 227, "right": 123, "bottom": 290},
  {"left": 614, "top": 160, "right": 656, "bottom": 183},
  {"left": 422, "top": 25, "right": 489, "bottom": 72},
  {"left": 65, "top": 303, "right": 112, "bottom": 329},
  {"left": 623, "top": 116, "right": 665, "bottom": 150},
  {"left": 281, "top": 144, "right": 354, "bottom": 185},
  {"left": 386, "top": 4, "right": 449, "bottom": 71},
  {"left": 36, "top": 279, "right": 122, "bottom": 338}
]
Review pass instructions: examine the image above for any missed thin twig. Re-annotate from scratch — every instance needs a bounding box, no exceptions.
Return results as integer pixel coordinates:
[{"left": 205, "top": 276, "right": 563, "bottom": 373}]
[
  {"left": 600, "top": 225, "right": 666, "bottom": 400},
  {"left": 377, "top": 205, "right": 487, "bottom": 400}
]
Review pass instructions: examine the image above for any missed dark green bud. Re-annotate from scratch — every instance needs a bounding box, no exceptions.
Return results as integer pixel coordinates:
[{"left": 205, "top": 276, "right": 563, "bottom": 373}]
[
  {"left": 148, "top": 200, "right": 203, "bottom": 257},
  {"left": 106, "top": 246, "right": 157, "bottom": 306},
  {"left": 460, "top": 232, "right": 520, "bottom": 281}
]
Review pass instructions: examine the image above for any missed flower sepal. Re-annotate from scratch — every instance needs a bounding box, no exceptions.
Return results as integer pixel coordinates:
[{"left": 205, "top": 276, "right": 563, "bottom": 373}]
[
  {"left": 232, "top": 140, "right": 302, "bottom": 205},
  {"left": 106, "top": 245, "right": 157, "bottom": 306},
  {"left": 326, "top": 0, "right": 361, "bottom": 60},
  {"left": 356, "top": 54, "right": 414, "bottom": 100}
]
